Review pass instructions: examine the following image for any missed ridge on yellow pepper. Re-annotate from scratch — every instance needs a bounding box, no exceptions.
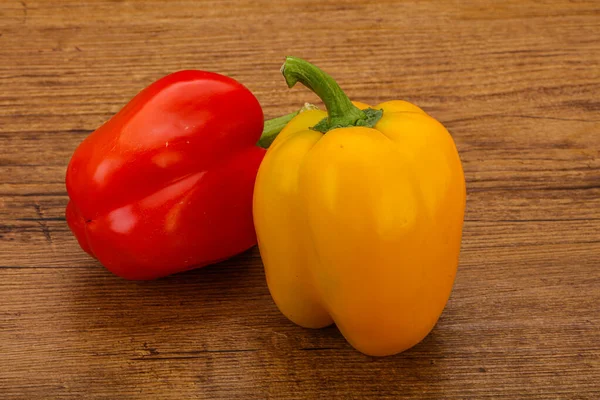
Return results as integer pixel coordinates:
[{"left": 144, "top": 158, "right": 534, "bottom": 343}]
[{"left": 253, "top": 57, "right": 466, "bottom": 357}]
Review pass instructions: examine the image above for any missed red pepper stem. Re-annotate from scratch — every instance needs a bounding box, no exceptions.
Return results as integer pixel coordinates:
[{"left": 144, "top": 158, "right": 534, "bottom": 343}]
[{"left": 257, "top": 103, "right": 318, "bottom": 148}]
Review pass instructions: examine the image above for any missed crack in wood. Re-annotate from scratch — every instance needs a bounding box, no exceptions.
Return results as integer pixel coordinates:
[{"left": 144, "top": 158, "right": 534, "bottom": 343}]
[
  {"left": 17, "top": 217, "right": 66, "bottom": 222},
  {"left": 33, "top": 202, "right": 53, "bottom": 244},
  {"left": 131, "top": 348, "right": 260, "bottom": 361},
  {"left": 20, "top": 1, "right": 27, "bottom": 25}
]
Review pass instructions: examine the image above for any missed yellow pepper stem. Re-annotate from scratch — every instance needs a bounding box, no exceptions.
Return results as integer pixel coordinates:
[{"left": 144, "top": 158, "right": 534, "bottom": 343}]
[{"left": 281, "top": 56, "right": 383, "bottom": 133}]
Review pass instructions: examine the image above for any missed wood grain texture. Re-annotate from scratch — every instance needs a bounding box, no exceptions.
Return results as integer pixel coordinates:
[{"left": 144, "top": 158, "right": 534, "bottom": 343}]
[{"left": 1, "top": 0, "right": 599, "bottom": 398}]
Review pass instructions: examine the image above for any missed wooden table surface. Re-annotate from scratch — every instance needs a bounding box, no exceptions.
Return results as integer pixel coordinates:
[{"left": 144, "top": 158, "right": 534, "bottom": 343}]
[{"left": 1, "top": 0, "right": 599, "bottom": 398}]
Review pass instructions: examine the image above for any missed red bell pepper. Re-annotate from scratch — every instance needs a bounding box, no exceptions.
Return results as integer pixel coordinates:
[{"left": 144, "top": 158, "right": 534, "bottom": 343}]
[{"left": 66, "top": 70, "right": 298, "bottom": 280}]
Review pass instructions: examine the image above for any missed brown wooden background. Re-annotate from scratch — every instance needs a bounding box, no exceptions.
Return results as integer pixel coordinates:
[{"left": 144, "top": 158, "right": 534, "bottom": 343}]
[{"left": 1, "top": 0, "right": 599, "bottom": 398}]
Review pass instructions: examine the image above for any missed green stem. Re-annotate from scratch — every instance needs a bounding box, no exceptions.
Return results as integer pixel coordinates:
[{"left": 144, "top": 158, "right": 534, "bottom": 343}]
[
  {"left": 280, "top": 56, "right": 382, "bottom": 133},
  {"left": 257, "top": 103, "right": 318, "bottom": 148}
]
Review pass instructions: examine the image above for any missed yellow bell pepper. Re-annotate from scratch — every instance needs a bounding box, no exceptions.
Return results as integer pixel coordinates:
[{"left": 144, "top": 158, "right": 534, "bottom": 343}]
[{"left": 253, "top": 57, "right": 466, "bottom": 356}]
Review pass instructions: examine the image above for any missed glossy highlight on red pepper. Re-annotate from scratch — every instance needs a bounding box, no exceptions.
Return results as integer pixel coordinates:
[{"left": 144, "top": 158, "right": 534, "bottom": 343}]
[{"left": 66, "top": 70, "right": 266, "bottom": 280}]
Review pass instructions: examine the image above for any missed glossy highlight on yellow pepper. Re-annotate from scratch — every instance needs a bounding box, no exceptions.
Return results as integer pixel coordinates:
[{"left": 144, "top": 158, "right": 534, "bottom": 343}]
[{"left": 253, "top": 57, "right": 466, "bottom": 356}]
